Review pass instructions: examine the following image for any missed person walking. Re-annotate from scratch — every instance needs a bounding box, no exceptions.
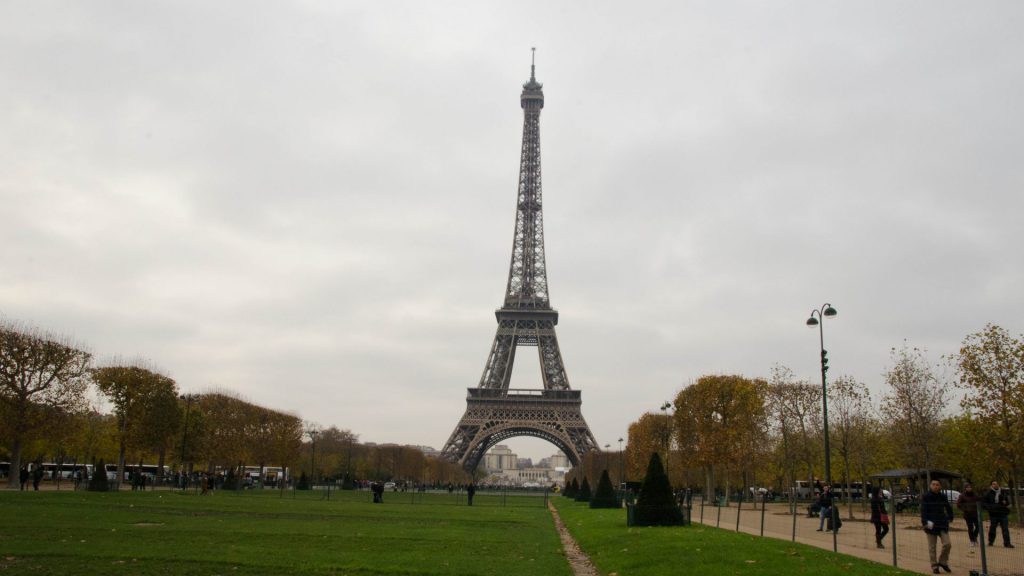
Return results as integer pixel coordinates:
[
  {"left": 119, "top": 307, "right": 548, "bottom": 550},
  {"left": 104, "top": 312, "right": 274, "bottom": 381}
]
[
  {"left": 31, "top": 465, "right": 43, "bottom": 491},
  {"left": 816, "top": 485, "right": 834, "bottom": 531},
  {"left": 984, "top": 480, "right": 1014, "bottom": 548},
  {"left": 466, "top": 482, "right": 476, "bottom": 506},
  {"left": 956, "top": 482, "right": 981, "bottom": 548},
  {"left": 19, "top": 467, "right": 29, "bottom": 491},
  {"left": 922, "top": 479, "right": 954, "bottom": 574},
  {"left": 869, "top": 486, "right": 890, "bottom": 548}
]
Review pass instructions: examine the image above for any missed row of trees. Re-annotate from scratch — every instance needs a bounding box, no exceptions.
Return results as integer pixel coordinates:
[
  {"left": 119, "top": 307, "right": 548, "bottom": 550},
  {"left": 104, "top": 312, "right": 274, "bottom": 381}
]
[
  {"left": 1, "top": 319, "right": 471, "bottom": 488},
  {"left": 570, "top": 324, "right": 1023, "bottom": 523}
]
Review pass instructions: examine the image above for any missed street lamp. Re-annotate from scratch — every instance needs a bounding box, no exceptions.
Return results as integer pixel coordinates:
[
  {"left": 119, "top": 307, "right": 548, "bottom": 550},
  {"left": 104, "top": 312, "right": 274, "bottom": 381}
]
[
  {"left": 660, "top": 401, "right": 672, "bottom": 487},
  {"left": 604, "top": 444, "right": 610, "bottom": 472},
  {"left": 806, "top": 303, "right": 837, "bottom": 552},
  {"left": 179, "top": 393, "right": 195, "bottom": 490},
  {"left": 618, "top": 437, "right": 624, "bottom": 487},
  {"left": 307, "top": 429, "right": 320, "bottom": 488}
]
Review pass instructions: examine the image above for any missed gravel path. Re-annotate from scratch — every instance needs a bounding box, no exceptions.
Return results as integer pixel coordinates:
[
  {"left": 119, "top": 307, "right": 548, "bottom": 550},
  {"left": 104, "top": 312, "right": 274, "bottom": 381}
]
[{"left": 548, "top": 500, "right": 601, "bottom": 576}]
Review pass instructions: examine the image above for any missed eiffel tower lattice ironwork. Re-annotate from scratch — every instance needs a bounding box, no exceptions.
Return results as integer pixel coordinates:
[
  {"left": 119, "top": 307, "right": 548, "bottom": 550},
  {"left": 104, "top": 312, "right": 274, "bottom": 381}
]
[{"left": 441, "top": 53, "right": 599, "bottom": 472}]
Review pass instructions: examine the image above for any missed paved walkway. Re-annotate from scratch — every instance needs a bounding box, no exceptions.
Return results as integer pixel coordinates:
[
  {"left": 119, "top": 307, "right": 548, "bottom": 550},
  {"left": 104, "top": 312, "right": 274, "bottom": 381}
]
[{"left": 693, "top": 501, "right": 1023, "bottom": 576}]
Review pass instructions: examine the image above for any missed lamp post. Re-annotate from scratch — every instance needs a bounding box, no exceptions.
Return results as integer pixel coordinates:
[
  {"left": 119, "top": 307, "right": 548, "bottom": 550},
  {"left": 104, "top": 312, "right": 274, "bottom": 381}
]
[
  {"left": 604, "top": 444, "right": 611, "bottom": 474},
  {"left": 307, "top": 429, "right": 320, "bottom": 488},
  {"left": 660, "top": 401, "right": 673, "bottom": 488},
  {"left": 179, "top": 393, "right": 195, "bottom": 491},
  {"left": 618, "top": 437, "right": 624, "bottom": 488},
  {"left": 806, "top": 303, "right": 837, "bottom": 552}
]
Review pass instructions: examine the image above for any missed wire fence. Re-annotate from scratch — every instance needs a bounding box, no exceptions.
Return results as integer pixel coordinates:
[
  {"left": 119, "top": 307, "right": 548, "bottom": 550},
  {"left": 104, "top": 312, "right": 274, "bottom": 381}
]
[{"left": 689, "top": 492, "right": 1023, "bottom": 576}]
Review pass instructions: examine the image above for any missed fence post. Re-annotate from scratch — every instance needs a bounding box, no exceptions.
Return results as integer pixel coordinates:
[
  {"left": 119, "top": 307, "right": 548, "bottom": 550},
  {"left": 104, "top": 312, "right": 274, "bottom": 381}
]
[
  {"left": 889, "top": 480, "right": 898, "bottom": 567},
  {"left": 760, "top": 492, "right": 767, "bottom": 537},
  {"left": 700, "top": 492, "right": 705, "bottom": 524},
  {"left": 977, "top": 506, "right": 988, "bottom": 576},
  {"left": 791, "top": 490, "right": 797, "bottom": 542},
  {"left": 716, "top": 494, "right": 723, "bottom": 528},
  {"left": 736, "top": 492, "right": 743, "bottom": 532}
]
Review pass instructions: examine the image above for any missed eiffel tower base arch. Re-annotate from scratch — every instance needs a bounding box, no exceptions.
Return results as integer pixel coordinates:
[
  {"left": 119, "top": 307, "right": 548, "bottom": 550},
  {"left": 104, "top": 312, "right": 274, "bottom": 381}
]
[{"left": 440, "top": 388, "right": 598, "bottom": 473}]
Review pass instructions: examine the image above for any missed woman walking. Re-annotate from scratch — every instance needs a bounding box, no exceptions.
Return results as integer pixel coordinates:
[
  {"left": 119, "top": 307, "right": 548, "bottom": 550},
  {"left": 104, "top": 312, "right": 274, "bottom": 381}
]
[{"left": 870, "top": 486, "right": 890, "bottom": 548}]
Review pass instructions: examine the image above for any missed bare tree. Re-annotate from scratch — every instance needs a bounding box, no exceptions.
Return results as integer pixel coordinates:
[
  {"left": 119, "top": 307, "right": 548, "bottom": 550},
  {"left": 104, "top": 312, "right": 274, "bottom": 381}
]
[
  {"left": 881, "top": 343, "right": 950, "bottom": 485},
  {"left": 766, "top": 365, "right": 822, "bottom": 500},
  {"left": 0, "top": 321, "right": 91, "bottom": 488},
  {"left": 829, "top": 375, "right": 873, "bottom": 517}
]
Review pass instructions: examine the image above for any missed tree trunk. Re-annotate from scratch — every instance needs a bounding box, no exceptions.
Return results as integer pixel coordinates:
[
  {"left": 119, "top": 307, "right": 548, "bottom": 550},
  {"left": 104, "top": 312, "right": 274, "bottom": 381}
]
[
  {"left": 705, "top": 466, "right": 714, "bottom": 501},
  {"left": 8, "top": 438, "right": 22, "bottom": 489},
  {"left": 844, "top": 456, "right": 854, "bottom": 519},
  {"left": 116, "top": 436, "right": 126, "bottom": 492},
  {"left": 156, "top": 447, "right": 166, "bottom": 487}
]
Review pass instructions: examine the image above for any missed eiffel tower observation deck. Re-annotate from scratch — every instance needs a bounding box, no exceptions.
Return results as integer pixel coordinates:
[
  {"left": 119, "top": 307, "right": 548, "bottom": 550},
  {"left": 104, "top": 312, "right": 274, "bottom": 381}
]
[{"left": 441, "top": 52, "right": 599, "bottom": 472}]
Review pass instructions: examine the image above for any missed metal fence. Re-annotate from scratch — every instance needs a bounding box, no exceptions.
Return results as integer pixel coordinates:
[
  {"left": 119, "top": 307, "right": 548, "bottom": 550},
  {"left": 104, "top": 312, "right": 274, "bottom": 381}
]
[{"left": 689, "top": 492, "right": 1023, "bottom": 576}]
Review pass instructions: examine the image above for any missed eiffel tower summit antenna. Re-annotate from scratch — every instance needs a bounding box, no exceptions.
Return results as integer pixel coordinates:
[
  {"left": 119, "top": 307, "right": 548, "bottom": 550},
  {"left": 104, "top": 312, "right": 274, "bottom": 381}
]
[{"left": 440, "top": 54, "right": 599, "bottom": 472}]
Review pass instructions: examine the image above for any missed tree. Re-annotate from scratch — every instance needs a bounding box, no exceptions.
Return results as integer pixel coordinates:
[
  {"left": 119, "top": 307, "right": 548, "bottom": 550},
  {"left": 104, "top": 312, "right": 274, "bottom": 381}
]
[
  {"left": 590, "top": 469, "right": 618, "bottom": 509},
  {"left": 673, "top": 375, "right": 767, "bottom": 500},
  {"left": 954, "top": 324, "right": 1024, "bottom": 520},
  {"left": 0, "top": 321, "right": 91, "bottom": 488},
  {"left": 625, "top": 412, "right": 672, "bottom": 483},
  {"left": 881, "top": 343, "right": 949, "bottom": 484},
  {"left": 829, "top": 375, "right": 874, "bottom": 517},
  {"left": 88, "top": 458, "right": 110, "bottom": 492},
  {"left": 632, "top": 452, "right": 684, "bottom": 526},
  {"left": 92, "top": 363, "right": 177, "bottom": 489},
  {"left": 766, "top": 366, "right": 822, "bottom": 499}
]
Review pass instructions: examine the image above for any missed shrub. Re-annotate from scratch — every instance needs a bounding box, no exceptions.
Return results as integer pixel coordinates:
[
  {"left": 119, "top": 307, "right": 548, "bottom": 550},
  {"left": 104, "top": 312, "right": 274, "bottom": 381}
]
[
  {"left": 88, "top": 459, "right": 109, "bottom": 492},
  {"left": 563, "top": 477, "right": 578, "bottom": 498},
  {"left": 341, "top": 472, "right": 355, "bottom": 490},
  {"left": 631, "top": 452, "right": 683, "bottom": 526},
  {"left": 590, "top": 469, "right": 618, "bottom": 508},
  {"left": 296, "top": 472, "right": 310, "bottom": 490},
  {"left": 575, "top": 477, "right": 592, "bottom": 502}
]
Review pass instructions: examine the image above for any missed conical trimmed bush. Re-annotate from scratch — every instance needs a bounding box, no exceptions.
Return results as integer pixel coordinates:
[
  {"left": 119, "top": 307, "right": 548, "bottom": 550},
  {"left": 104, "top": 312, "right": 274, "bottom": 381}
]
[
  {"left": 632, "top": 452, "right": 683, "bottom": 525},
  {"left": 590, "top": 469, "right": 618, "bottom": 508}
]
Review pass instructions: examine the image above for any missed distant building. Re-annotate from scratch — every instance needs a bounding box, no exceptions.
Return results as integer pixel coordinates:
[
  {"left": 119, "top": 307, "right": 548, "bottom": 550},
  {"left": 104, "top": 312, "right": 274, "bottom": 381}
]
[
  {"left": 480, "top": 447, "right": 569, "bottom": 486},
  {"left": 483, "top": 445, "right": 518, "bottom": 472}
]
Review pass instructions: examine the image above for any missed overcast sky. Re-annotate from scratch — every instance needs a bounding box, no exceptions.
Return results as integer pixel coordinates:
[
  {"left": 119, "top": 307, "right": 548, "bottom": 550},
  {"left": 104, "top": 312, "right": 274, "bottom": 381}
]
[{"left": 3, "top": 1, "right": 1023, "bottom": 462}]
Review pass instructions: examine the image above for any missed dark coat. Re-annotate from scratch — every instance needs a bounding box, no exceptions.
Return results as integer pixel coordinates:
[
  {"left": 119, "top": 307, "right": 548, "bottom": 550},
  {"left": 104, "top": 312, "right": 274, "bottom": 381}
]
[
  {"left": 870, "top": 495, "right": 887, "bottom": 523},
  {"left": 817, "top": 489, "right": 834, "bottom": 508},
  {"left": 984, "top": 488, "right": 1011, "bottom": 517},
  {"left": 956, "top": 490, "right": 981, "bottom": 517},
  {"left": 920, "top": 490, "right": 954, "bottom": 534}
]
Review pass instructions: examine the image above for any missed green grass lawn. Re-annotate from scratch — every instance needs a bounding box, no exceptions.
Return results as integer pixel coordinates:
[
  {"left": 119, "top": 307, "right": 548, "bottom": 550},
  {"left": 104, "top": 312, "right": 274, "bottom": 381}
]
[
  {"left": 0, "top": 489, "right": 569, "bottom": 576},
  {"left": 552, "top": 498, "right": 918, "bottom": 576}
]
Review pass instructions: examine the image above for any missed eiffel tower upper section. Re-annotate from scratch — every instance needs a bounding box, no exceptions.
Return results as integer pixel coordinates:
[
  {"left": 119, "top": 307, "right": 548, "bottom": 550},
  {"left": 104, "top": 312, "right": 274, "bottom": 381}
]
[{"left": 504, "top": 53, "right": 550, "bottom": 312}]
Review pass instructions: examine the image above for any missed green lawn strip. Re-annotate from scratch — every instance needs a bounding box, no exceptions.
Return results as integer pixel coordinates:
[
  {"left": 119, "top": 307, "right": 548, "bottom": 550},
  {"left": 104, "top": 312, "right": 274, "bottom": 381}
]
[
  {"left": 1, "top": 490, "right": 570, "bottom": 576},
  {"left": 552, "top": 499, "right": 917, "bottom": 576}
]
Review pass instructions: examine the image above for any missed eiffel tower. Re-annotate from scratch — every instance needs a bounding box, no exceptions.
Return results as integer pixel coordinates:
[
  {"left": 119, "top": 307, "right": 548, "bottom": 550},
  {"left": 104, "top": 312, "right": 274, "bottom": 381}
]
[{"left": 441, "top": 52, "right": 599, "bottom": 473}]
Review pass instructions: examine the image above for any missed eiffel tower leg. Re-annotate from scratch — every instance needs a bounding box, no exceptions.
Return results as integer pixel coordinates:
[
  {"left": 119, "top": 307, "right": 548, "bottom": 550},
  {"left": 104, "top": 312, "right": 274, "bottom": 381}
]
[{"left": 479, "top": 329, "right": 516, "bottom": 390}]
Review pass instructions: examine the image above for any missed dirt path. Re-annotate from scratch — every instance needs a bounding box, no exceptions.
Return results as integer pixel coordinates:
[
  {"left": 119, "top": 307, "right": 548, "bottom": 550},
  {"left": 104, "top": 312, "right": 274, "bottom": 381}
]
[{"left": 548, "top": 500, "right": 601, "bottom": 576}]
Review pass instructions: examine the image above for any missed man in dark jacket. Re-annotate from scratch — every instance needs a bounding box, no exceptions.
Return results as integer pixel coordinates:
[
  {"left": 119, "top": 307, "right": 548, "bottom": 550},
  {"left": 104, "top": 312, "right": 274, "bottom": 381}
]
[
  {"left": 984, "top": 480, "right": 1014, "bottom": 548},
  {"left": 921, "top": 479, "right": 954, "bottom": 574},
  {"left": 956, "top": 483, "right": 981, "bottom": 547},
  {"left": 815, "top": 485, "right": 834, "bottom": 531}
]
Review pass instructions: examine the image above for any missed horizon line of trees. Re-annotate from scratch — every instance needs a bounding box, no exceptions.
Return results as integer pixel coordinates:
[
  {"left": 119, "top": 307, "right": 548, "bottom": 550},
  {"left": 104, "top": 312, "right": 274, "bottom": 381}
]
[
  {"left": 568, "top": 324, "right": 1023, "bottom": 523},
  {"left": 0, "top": 319, "right": 471, "bottom": 489}
]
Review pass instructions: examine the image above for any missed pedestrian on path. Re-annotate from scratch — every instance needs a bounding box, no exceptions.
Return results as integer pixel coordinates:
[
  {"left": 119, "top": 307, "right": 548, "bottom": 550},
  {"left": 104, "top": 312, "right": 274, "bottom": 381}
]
[
  {"left": 921, "top": 479, "right": 954, "bottom": 574},
  {"left": 870, "top": 486, "right": 890, "bottom": 548},
  {"left": 816, "top": 485, "right": 834, "bottom": 531},
  {"left": 956, "top": 483, "right": 981, "bottom": 547},
  {"left": 984, "top": 480, "right": 1014, "bottom": 548}
]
